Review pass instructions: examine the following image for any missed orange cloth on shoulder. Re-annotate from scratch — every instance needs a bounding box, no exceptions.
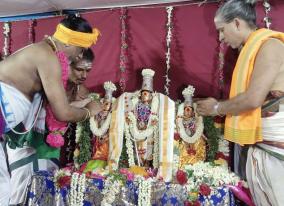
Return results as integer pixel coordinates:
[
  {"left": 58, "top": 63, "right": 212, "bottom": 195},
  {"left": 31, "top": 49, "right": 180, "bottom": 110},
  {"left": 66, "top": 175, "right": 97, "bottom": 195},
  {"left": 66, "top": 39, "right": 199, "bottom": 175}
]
[{"left": 224, "top": 28, "right": 284, "bottom": 145}]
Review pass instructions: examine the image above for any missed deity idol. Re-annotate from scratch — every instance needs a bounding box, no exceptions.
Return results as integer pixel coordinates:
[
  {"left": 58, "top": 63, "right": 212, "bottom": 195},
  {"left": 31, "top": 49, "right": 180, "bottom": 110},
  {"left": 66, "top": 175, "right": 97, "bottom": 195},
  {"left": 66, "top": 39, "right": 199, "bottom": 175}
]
[
  {"left": 174, "top": 85, "right": 206, "bottom": 169},
  {"left": 84, "top": 81, "right": 117, "bottom": 172},
  {"left": 108, "top": 68, "right": 175, "bottom": 181}
]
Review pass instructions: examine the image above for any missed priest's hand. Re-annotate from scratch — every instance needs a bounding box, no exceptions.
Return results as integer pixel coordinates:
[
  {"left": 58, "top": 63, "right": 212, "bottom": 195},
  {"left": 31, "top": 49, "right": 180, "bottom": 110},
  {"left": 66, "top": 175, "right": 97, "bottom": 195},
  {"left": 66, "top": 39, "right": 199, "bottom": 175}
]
[
  {"left": 70, "top": 97, "right": 92, "bottom": 108},
  {"left": 196, "top": 97, "right": 218, "bottom": 116}
]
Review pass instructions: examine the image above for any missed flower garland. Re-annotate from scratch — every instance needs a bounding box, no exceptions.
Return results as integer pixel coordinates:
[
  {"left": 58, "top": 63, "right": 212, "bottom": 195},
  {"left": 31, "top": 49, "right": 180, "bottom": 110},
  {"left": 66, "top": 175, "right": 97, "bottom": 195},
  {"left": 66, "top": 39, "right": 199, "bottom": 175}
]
[
  {"left": 28, "top": 19, "right": 36, "bottom": 44},
  {"left": 70, "top": 172, "right": 86, "bottom": 206},
  {"left": 176, "top": 103, "right": 204, "bottom": 144},
  {"left": 46, "top": 51, "right": 69, "bottom": 148},
  {"left": 128, "top": 94, "right": 159, "bottom": 140},
  {"left": 137, "top": 177, "right": 153, "bottom": 206},
  {"left": 218, "top": 41, "right": 225, "bottom": 94},
  {"left": 263, "top": 0, "right": 272, "bottom": 29},
  {"left": 203, "top": 116, "right": 220, "bottom": 162},
  {"left": 90, "top": 112, "right": 112, "bottom": 137},
  {"left": 124, "top": 93, "right": 159, "bottom": 167},
  {"left": 74, "top": 120, "right": 92, "bottom": 169},
  {"left": 119, "top": 8, "right": 128, "bottom": 93},
  {"left": 164, "top": 6, "right": 174, "bottom": 96},
  {"left": 2, "top": 22, "right": 11, "bottom": 59},
  {"left": 101, "top": 172, "right": 126, "bottom": 206}
]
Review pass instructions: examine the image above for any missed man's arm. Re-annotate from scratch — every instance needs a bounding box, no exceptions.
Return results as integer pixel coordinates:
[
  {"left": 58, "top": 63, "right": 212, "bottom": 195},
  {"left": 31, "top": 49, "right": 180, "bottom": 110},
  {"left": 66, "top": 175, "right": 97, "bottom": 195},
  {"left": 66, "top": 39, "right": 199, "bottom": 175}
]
[
  {"left": 36, "top": 47, "right": 88, "bottom": 122},
  {"left": 197, "top": 38, "right": 284, "bottom": 116}
]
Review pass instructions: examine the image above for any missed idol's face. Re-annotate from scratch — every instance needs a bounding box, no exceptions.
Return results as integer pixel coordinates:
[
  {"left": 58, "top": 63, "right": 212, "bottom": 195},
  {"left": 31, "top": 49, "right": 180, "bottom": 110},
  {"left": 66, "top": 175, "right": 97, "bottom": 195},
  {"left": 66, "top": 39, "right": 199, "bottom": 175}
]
[
  {"left": 141, "top": 90, "right": 152, "bottom": 103},
  {"left": 102, "top": 100, "right": 111, "bottom": 111},
  {"left": 184, "top": 106, "right": 193, "bottom": 118}
]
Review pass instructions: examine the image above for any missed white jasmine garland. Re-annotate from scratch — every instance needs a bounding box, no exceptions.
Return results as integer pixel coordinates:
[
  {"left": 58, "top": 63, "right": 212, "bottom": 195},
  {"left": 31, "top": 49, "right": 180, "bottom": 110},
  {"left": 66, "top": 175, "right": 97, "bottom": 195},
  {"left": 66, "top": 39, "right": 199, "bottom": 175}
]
[
  {"left": 218, "top": 136, "right": 230, "bottom": 157},
  {"left": 125, "top": 122, "right": 135, "bottom": 166},
  {"left": 176, "top": 103, "right": 204, "bottom": 143},
  {"left": 127, "top": 94, "right": 159, "bottom": 141},
  {"left": 3, "top": 22, "right": 11, "bottom": 58},
  {"left": 164, "top": 6, "right": 174, "bottom": 95},
  {"left": 125, "top": 93, "right": 160, "bottom": 167},
  {"left": 70, "top": 173, "right": 86, "bottom": 206},
  {"left": 184, "top": 162, "right": 240, "bottom": 188},
  {"left": 90, "top": 112, "right": 112, "bottom": 137},
  {"left": 137, "top": 177, "right": 153, "bottom": 206}
]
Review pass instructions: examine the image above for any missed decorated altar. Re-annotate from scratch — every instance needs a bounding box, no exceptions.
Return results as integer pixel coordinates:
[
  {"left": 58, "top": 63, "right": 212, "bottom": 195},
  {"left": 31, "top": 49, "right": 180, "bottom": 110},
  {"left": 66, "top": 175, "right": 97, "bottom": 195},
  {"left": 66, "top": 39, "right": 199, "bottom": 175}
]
[{"left": 26, "top": 169, "right": 236, "bottom": 206}]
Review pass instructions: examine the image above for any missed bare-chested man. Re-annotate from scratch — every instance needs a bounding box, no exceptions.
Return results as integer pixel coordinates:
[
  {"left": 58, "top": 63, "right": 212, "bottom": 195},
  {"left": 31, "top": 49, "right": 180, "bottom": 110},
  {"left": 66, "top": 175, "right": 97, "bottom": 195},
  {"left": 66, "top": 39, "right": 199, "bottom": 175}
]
[
  {"left": 196, "top": 0, "right": 284, "bottom": 205},
  {"left": 0, "top": 15, "right": 100, "bottom": 205}
]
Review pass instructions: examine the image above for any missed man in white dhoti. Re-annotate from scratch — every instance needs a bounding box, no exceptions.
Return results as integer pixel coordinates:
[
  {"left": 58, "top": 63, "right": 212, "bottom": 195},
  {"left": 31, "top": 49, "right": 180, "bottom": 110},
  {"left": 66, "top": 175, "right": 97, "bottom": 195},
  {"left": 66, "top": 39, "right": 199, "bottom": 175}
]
[
  {"left": 0, "top": 15, "right": 100, "bottom": 205},
  {"left": 196, "top": 0, "right": 284, "bottom": 205}
]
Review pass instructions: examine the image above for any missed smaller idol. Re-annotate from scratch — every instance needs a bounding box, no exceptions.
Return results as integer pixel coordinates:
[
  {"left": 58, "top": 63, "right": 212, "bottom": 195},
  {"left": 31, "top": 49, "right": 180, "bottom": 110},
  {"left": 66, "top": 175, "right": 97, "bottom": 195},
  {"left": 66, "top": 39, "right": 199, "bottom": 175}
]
[
  {"left": 174, "top": 85, "right": 206, "bottom": 169},
  {"left": 84, "top": 81, "right": 117, "bottom": 172}
]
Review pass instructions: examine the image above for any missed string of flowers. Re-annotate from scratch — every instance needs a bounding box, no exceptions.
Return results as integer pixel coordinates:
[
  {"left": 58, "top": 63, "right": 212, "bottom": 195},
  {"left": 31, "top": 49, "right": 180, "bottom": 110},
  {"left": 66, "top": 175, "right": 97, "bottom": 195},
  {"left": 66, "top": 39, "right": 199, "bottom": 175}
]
[
  {"left": 217, "top": 41, "right": 225, "bottom": 94},
  {"left": 2, "top": 22, "right": 11, "bottom": 59},
  {"left": 137, "top": 177, "right": 153, "bottom": 206},
  {"left": 263, "top": 0, "right": 272, "bottom": 29},
  {"left": 74, "top": 120, "right": 92, "bottom": 169},
  {"left": 28, "top": 19, "right": 37, "bottom": 44},
  {"left": 164, "top": 6, "right": 174, "bottom": 96},
  {"left": 101, "top": 172, "right": 126, "bottom": 205},
  {"left": 70, "top": 172, "right": 86, "bottom": 206},
  {"left": 45, "top": 51, "right": 69, "bottom": 148},
  {"left": 119, "top": 8, "right": 128, "bottom": 93}
]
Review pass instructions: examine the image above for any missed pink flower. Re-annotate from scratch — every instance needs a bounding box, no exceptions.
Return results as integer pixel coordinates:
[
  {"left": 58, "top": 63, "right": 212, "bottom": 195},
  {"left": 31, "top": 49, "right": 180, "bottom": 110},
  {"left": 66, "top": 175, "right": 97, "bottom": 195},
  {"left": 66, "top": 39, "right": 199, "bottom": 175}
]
[{"left": 46, "top": 133, "right": 64, "bottom": 148}]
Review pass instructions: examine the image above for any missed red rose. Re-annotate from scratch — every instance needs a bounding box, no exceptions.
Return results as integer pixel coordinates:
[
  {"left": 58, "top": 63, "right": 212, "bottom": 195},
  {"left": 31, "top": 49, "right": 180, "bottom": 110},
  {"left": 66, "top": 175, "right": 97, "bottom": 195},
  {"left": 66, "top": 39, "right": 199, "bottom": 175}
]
[
  {"left": 57, "top": 176, "right": 71, "bottom": 188},
  {"left": 199, "top": 183, "right": 211, "bottom": 196},
  {"left": 184, "top": 200, "right": 201, "bottom": 206},
  {"left": 215, "top": 152, "right": 229, "bottom": 161},
  {"left": 174, "top": 133, "right": 181, "bottom": 141},
  {"left": 184, "top": 200, "right": 191, "bottom": 206},
  {"left": 176, "top": 169, "right": 188, "bottom": 185}
]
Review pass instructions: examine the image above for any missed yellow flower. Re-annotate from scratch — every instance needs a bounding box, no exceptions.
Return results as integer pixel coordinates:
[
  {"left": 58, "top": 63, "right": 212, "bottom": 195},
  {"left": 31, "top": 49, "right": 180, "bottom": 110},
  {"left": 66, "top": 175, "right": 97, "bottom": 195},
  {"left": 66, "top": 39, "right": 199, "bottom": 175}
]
[
  {"left": 74, "top": 148, "right": 80, "bottom": 157},
  {"left": 214, "top": 158, "right": 228, "bottom": 166},
  {"left": 129, "top": 166, "right": 148, "bottom": 177}
]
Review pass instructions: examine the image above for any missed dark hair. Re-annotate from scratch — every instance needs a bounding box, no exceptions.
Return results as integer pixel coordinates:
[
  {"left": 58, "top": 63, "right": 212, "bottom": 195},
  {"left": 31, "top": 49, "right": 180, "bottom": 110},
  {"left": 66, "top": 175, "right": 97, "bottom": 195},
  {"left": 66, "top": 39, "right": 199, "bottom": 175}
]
[
  {"left": 82, "top": 48, "right": 95, "bottom": 62},
  {"left": 215, "top": 0, "right": 257, "bottom": 29},
  {"left": 60, "top": 14, "right": 92, "bottom": 33}
]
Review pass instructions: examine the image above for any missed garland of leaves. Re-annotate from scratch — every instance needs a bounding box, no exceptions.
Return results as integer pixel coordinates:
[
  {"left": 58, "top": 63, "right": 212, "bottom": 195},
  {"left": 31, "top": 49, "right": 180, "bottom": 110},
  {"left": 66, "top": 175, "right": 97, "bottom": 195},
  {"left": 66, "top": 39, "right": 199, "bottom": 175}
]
[
  {"left": 2, "top": 22, "right": 11, "bottom": 59},
  {"left": 28, "top": 19, "right": 37, "bottom": 44},
  {"left": 74, "top": 120, "right": 92, "bottom": 168},
  {"left": 119, "top": 8, "right": 128, "bottom": 93},
  {"left": 164, "top": 6, "right": 174, "bottom": 96},
  {"left": 263, "top": 0, "right": 272, "bottom": 29},
  {"left": 203, "top": 116, "right": 220, "bottom": 162}
]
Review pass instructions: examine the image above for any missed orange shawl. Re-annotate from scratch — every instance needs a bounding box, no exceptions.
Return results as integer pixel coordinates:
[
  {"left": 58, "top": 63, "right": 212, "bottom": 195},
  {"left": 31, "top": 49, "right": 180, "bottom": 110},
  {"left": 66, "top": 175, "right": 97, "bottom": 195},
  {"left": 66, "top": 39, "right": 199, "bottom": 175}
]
[{"left": 224, "top": 28, "right": 284, "bottom": 145}]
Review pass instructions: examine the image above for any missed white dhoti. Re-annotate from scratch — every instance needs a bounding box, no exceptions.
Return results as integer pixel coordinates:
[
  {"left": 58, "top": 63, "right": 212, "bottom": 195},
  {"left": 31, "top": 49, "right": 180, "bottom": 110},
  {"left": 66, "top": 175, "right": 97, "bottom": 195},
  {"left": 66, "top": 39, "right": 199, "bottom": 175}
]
[
  {"left": 0, "top": 142, "right": 11, "bottom": 206},
  {"left": 7, "top": 145, "right": 58, "bottom": 205},
  {"left": 0, "top": 82, "right": 43, "bottom": 205},
  {"left": 246, "top": 112, "right": 284, "bottom": 206}
]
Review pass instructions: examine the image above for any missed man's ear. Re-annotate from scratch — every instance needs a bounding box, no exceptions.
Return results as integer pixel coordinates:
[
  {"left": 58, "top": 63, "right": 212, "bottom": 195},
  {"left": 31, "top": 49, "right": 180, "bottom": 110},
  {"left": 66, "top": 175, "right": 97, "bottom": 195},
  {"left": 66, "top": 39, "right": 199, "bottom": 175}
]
[{"left": 233, "top": 18, "right": 241, "bottom": 30}]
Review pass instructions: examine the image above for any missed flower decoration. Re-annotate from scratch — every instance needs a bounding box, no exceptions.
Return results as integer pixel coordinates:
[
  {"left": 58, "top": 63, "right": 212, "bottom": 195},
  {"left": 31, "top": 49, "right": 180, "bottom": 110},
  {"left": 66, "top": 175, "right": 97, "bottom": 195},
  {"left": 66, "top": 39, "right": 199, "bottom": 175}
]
[
  {"left": 164, "top": 6, "right": 174, "bottom": 95},
  {"left": 3, "top": 22, "right": 11, "bottom": 59},
  {"left": 263, "top": 0, "right": 272, "bottom": 29},
  {"left": 28, "top": 19, "right": 37, "bottom": 44},
  {"left": 119, "top": 8, "right": 128, "bottom": 93}
]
